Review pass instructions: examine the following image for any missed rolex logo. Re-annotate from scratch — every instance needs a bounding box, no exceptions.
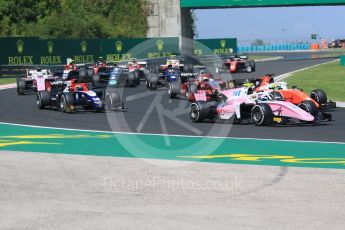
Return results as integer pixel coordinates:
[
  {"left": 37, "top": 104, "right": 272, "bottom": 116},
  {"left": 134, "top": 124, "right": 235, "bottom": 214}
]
[
  {"left": 156, "top": 39, "right": 164, "bottom": 51},
  {"left": 16, "top": 39, "right": 24, "bottom": 54},
  {"left": 80, "top": 40, "right": 87, "bottom": 53},
  {"left": 220, "top": 40, "right": 226, "bottom": 48},
  {"left": 115, "top": 41, "right": 123, "bottom": 52},
  {"left": 47, "top": 41, "right": 54, "bottom": 54}
]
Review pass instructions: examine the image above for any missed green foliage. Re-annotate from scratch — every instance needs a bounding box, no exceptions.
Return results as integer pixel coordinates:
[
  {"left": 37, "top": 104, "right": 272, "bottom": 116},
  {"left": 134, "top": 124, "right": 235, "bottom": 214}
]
[
  {"left": 0, "top": 0, "right": 148, "bottom": 38},
  {"left": 287, "top": 61, "right": 345, "bottom": 101}
]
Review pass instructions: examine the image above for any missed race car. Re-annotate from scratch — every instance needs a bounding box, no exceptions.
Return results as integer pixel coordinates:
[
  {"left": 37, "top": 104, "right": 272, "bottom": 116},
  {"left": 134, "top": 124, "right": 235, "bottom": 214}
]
[
  {"left": 252, "top": 74, "right": 336, "bottom": 111},
  {"left": 17, "top": 68, "right": 54, "bottom": 95},
  {"left": 145, "top": 65, "right": 183, "bottom": 91},
  {"left": 89, "top": 58, "right": 115, "bottom": 87},
  {"left": 179, "top": 69, "right": 227, "bottom": 101},
  {"left": 189, "top": 86, "right": 332, "bottom": 126},
  {"left": 108, "top": 67, "right": 140, "bottom": 88},
  {"left": 36, "top": 78, "right": 123, "bottom": 113},
  {"left": 127, "top": 59, "right": 149, "bottom": 84},
  {"left": 223, "top": 55, "right": 256, "bottom": 73},
  {"left": 159, "top": 56, "right": 185, "bottom": 72}
]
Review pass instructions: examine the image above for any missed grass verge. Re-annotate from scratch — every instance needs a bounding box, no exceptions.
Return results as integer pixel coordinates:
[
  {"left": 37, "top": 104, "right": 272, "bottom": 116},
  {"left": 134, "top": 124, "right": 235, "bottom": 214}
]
[
  {"left": 286, "top": 60, "right": 345, "bottom": 101},
  {"left": 0, "top": 78, "right": 16, "bottom": 85}
]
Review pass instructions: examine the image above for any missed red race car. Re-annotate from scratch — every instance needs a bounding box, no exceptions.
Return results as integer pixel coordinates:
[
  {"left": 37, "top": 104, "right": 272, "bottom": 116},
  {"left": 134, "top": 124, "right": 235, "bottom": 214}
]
[
  {"left": 223, "top": 55, "right": 256, "bottom": 73},
  {"left": 180, "top": 70, "right": 226, "bottom": 102}
]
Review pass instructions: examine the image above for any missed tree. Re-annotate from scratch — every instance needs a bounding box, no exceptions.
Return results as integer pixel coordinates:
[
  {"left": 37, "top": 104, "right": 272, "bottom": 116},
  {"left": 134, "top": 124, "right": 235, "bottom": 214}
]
[{"left": 0, "top": 0, "right": 149, "bottom": 38}]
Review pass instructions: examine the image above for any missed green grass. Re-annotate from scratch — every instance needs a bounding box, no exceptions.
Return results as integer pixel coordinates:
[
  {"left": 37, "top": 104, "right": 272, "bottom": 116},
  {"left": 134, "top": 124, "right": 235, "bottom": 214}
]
[
  {"left": 287, "top": 60, "right": 345, "bottom": 101},
  {"left": 0, "top": 78, "right": 16, "bottom": 85}
]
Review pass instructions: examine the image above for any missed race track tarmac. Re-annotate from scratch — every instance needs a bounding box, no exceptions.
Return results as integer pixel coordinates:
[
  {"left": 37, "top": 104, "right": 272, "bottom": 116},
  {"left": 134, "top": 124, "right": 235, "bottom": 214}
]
[{"left": 0, "top": 57, "right": 343, "bottom": 142}]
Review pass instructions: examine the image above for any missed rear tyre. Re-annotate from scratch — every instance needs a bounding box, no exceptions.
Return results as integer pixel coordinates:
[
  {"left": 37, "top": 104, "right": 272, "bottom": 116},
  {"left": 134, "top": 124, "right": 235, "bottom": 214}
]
[
  {"left": 133, "top": 70, "right": 140, "bottom": 85},
  {"left": 79, "top": 70, "right": 87, "bottom": 82},
  {"left": 92, "top": 74, "right": 100, "bottom": 86},
  {"left": 249, "top": 61, "right": 256, "bottom": 72},
  {"left": 36, "top": 90, "right": 51, "bottom": 109},
  {"left": 310, "top": 89, "right": 327, "bottom": 104},
  {"left": 149, "top": 75, "right": 158, "bottom": 90},
  {"left": 186, "top": 83, "right": 197, "bottom": 101},
  {"left": 168, "top": 82, "right": 179, "bottom": 98},
  {"left": 245, "top": 62, "right": 252, "bottom": 73},
  {"left": 87, "top": 69, "right": 94, "bottom": 81},
  {"left": 251, "top": 103, "right": 273, "bottom": 126},
  {"left": 184, "top": 63, "right": 193, "bottom": 73},
  {"left": 190, "top": 101, "right": 215, "bottom": 123},
  {"left": 298, "top": 100, "right": 318, "bottom": 117},
  {"left": 269, "top": 91, "right": 284, "bottom": 101},
  {"left": 60, "top": 93, "right": 75, "bottom": 113},
  {"left": 17, "top": 79, "right": 26, "bottom": 95},
  {"left": 126, "top": 72, "right": 136, "bottom": 87}
]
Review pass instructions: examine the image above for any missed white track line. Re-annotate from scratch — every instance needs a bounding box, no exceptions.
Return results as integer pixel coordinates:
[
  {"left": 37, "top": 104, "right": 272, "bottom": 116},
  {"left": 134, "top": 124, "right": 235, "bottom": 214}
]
[{"left": 0, "top": 121, "right": 344, "bottom": 145}]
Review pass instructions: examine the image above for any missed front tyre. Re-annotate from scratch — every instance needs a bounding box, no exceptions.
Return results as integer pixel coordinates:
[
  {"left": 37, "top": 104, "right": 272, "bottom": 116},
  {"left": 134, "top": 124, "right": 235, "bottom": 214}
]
[
  {"left": 310, "top": 89, "right": 327, "bottom": 104},
  {"left": 17, "top": 79, "right": 26, "bottom": 95},
  {"left": 251, "top": 103, "right": 273, "bottom": 126},
  {"left": 298, "top": 100, "right": 318, "bottom": 118}
]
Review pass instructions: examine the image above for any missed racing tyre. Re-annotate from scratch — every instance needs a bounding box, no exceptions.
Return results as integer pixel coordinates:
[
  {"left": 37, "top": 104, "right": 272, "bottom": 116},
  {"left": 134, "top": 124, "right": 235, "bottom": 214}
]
[
  {"left": 105, "top": 91, "right": 122, "bottom": 110},
  {"left": 149, "top": 75, "right": 158, "bottom": 90},
  {"left": 87, "top": 69, "right": 94, "bottom": 80},
  {"left": 17, "top": 79, "right": 26, "bottom": 95},
  {"left": 168, "top": 82, "right": 180, "bottom": 99},
  {"left": 92, "top": 74, "right": 100, "bottom": 85},
  {"left": 190, "top": 101, "right": 215, "bottom": 123},
  {"left": 249, "top": 61, "right": 256, "bottom": 72},
  {"left": 133, "top": 70, "right": 140, "bottom": 85},
  {"left": 269, "top": 91, "right": 284, "bottom": 101},
  {"left": 310, "top": 89, "right": 327, "bottom": 104},
  {"left": 251, "top": 103, "right": 273, "bottom": 126},
  {"left": 245, "top": 62, "right": 252, "bottom": 73},
  {"left": 298, "top": 100, "right": 318, "bottom": 118},
  {"left": 186, "top": 83, "right": 197, "bottom": 101},
  {"left": 36, "top": 90, "right": 51, "bottom": 109},
  {"left": 184, "top": 63, "right": 193, "bottom": 73},
  {"left": 79, "top": 70, "right": 87, "bottom": 82},
  {"left": 145, "top": 77, "right": 150, "bottom": 88},
  {"left": 126, "top": 72, "right": 136, "bottom": 87},
  {"left": 60, "top": 93, "right": 75, "bottom": 113}
]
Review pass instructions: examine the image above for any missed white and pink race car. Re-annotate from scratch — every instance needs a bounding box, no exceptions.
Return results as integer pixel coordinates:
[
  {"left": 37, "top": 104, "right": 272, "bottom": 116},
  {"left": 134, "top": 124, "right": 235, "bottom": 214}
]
[
  {"left": 189, "top": 86, "right": 332, "bottom": 126},
  {"left": 17, "top": 68, "right": 54, "bottom": 95}
]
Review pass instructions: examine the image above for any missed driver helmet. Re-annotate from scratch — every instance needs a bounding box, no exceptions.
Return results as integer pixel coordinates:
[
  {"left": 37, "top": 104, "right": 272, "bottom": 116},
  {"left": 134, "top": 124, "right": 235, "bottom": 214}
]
[
  {"left": 202, "top": 76, "right": 209, "bottom": 82},
  {"left": 255, "top": 80, "right": 261, "bottom": 87},
  {"left": 247, "top": 86, "right": 255, "bottom": 95}
]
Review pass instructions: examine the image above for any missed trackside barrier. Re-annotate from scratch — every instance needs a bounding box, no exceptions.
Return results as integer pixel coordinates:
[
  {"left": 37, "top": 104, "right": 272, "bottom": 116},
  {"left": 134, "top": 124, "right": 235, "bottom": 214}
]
[
  {"left": 237, "top": 43, "right": 310, "bottom": 53},
  {"left": 0, "top": 37, "right": 238, "bottom": 66}
]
